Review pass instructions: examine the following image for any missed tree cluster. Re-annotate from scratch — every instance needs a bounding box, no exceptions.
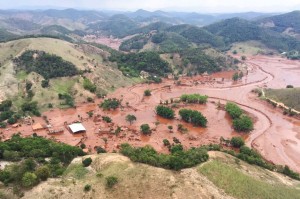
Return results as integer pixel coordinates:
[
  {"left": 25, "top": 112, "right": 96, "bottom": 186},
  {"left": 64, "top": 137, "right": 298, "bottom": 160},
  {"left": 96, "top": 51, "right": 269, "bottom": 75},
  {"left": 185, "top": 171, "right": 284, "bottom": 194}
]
[
  {"left": 100, "top": 98, "right": 121, "bottom": 110},
  {"left": 155, "top": 105, "right": 175, "bottom": 119},
  {"left": 179, "top": 109, "right": 207, "bottom": 127},
  {"left": 120, "top": 143, "right": 209, "bottom": 171},
  {"left": 13, "top": 50, "right": 78, "bottom": 79},
  {"left": 180, "top": 94, "right": 208, "bottom": 104}
]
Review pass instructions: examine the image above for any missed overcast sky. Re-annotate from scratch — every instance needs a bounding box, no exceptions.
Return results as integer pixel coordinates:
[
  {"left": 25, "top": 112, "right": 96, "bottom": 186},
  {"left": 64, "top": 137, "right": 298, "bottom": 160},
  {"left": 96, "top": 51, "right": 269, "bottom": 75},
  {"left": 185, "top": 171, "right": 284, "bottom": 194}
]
[{"left": 1, "top": 0, "right": 300, "bottom": 13}]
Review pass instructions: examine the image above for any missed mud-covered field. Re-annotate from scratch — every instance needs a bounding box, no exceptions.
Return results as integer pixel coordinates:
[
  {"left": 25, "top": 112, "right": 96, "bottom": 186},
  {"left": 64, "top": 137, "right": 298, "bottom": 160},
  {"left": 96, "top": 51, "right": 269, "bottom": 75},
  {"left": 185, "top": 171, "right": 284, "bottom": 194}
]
[{"left": 2, "top": 55, "right": 300, "bottom": 172}]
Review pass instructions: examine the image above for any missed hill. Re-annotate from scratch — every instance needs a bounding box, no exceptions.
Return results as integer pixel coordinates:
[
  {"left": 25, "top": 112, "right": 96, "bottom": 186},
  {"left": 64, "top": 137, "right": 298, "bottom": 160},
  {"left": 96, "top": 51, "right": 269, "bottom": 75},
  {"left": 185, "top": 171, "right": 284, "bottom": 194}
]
[
  {"left": 204, "top": 18, "right": 300, "bottom": 52},
  {"left": 13, "top": 151, "right": 300, "bottom": 199},
  {"left": 258, "top": 11, "right": 300, "bottom": 35},
  {"left": 0, "top": 37, "right": 132, "bottom": 110},
  {"left": 265, "top": 88, "right": 300, "bottom": 111}
]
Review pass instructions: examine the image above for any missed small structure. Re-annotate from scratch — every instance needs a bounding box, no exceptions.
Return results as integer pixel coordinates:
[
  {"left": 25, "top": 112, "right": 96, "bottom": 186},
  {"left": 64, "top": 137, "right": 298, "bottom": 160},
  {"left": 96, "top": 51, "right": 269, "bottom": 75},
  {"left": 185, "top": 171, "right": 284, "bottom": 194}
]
[
  {"left": 68, "top": 123, "right": 86, "bottom": 134},
  {"left": 32, "top": 123, "right": 44, "bottom": 131}
]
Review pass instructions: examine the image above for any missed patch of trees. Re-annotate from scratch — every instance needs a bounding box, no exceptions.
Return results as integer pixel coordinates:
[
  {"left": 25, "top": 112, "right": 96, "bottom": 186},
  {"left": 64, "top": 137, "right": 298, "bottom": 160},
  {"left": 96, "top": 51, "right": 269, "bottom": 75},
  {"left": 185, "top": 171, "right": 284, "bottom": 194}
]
[
  {"left": 0, "top": 134, "right": 85, "bottom": 190},
  {"left": 119, "top": 34, "right": 148, "bottom": 52},
  {"left": 140, "top": 124, "right": 151, "bottom": 135},
  {"left": 109, "top": 51, "right": 171, "bottom": 77},
  {"left": 100, "top": 98, "right": 121, "bottom": 110},
  {"left": 58, "top": 93, "right": 74, "bottom": 107},
  {"left": 21, "top": 101, "right": 40, "bottom": 116},
  {"left": 13, "top": 50, "right": 78, "bottom": 79},
  {"left": 155, "top": 105, "right": 175, "bottom": 119},
  {"left": 179, "top": 109, "right": 207, "bottom": 127},
  {"left": 225, "top": 102, "right": 253, "bottom": 132},
  {"left": 0, "top": 100, "right": 22, "bottom": 126},
  {"left": 120, "top": 143, "right": 209, "bottom": 171},
  {"left": 180, "top": 48, "right": 227, "bottom": 74},
  {"left": 83, "top": 77, "right": 97, "bottom": 93},
  {"left": 180, "top": 94, "right": 208, "bottom": 104}
]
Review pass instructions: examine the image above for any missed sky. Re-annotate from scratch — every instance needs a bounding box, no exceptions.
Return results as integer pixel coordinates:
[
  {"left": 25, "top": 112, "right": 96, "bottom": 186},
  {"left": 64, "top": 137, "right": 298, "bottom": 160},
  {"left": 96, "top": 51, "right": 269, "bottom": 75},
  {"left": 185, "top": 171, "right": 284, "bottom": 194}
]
[{"left": 0, "top": 0, "right": 300, "bottom": 13}]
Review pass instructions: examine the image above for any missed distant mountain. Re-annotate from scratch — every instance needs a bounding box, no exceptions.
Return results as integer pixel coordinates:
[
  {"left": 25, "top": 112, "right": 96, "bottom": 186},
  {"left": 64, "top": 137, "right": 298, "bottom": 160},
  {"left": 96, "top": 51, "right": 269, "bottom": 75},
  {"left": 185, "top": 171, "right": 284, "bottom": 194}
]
[
  {"left": 257, "top": 11, "right": 300, "bottom": 34},
  {"left": 204, "top": 17, "right": 300, "bottom": 51}
]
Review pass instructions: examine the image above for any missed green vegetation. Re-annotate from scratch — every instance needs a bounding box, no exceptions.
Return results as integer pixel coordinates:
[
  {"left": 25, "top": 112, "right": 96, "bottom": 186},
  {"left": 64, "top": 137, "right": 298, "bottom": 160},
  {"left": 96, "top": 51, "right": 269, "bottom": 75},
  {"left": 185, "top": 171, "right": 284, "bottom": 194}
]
[
  {"left": 179, "top": 109, "right": 207, "bottom": 127},
  {"left": 230, "top": 137, "right": 245, "bottom": 148},
  {"left": 120, "top": 143, "right": 209, "bottom": 170},
  {"left": 144, "top": 89, "right": 151, "bottom": 96},
  {"left": 109, "top": 51, "right": 170, "bottom": 77},
  {"left": 233, "top": 115, "right": 253, "bottom": 132},
  {"left": 140, "top": 124, "right": 151, "bottom": 135},
  {"left": 204, "top": 18, "right": 300, "bottom": 52},
  {"left": 265, "top": 88, "right": 300, "bottom": 111},
  {"left": 83, "top": 77, "right": 97, "bottom": 93},
  {"left": 225, "top": 102, "right": 253, "bottom": 132},
  {"left": 13, "top": 50, "right": 78, "bottom": 79},
  {"left": 100, "top": 98, "right": 121, "bottom": 110},
  {"left": 82, "top": 157, "right": 92, "bottom": 167},
  {"left": 225, "top": 102, "right": 243, "bottom": 119},
  {"left": 58, "top": 93, "right": 74, "bottom": 107},
  {"left": 102, "top": 116, "right": 112, "bottom": 123},
  {"left": 106, "top": 176, "right": 118, "bottom": 188},
  {"left": 0, "top": 134, "right": 84, "bottom": 188},
  {"left": 84, "top": 184, "right": 91, "bottom": 192},
  {"left": 125, "top": 114, "right": 137, "bottom": 125},
  {"left": 155, "top": 105, "right": 175, "bottom": 119},
  {"left": 199, "top": 160, "right": 300, "bottom": 199},
  {"left": 21, "top": 101, "right": 41, "bottom": 116},
  {"left": 119, "top": 34, "right": 148, "bottom": 51},
  {"left": 152, "top": 32, "right": 191, "bottom": 52},
  {"left": 180, "top": 94, "right": 208, "bottom": 104}
]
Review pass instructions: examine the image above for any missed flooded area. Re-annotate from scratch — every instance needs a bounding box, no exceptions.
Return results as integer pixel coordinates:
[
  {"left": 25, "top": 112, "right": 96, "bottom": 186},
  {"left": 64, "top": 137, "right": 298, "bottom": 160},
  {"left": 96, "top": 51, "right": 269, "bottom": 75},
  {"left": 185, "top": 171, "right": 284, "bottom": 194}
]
[{"left": 2, "top": 54, "right": 300, "bottom": 172}]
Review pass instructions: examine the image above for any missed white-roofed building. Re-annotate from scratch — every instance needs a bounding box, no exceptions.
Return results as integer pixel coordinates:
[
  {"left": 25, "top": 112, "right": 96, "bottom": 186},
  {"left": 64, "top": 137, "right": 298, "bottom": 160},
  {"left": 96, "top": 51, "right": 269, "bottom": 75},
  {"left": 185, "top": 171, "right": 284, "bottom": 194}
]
[{"left": 68, "top": 123, "right": 86, "bottom": 134}]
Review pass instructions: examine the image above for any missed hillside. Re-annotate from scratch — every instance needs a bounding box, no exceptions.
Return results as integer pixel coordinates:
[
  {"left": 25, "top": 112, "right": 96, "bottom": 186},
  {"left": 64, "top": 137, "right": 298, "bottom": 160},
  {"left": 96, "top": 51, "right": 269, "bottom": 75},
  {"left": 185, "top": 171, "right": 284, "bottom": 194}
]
[
  {"left": 258, "top": 11, "right": 300, "bottom": 34},
  {"left": 204, "top": 18, "right": 300, "bottom": 52},
  {"left": 0, "top": 37, "right": 132, "bottom": 110},
  {"left": 13, "top": 152, "right": 300, "bottom": 199},
  {"left": 265, "top": 88, "right": 300, "bottom": 111}
]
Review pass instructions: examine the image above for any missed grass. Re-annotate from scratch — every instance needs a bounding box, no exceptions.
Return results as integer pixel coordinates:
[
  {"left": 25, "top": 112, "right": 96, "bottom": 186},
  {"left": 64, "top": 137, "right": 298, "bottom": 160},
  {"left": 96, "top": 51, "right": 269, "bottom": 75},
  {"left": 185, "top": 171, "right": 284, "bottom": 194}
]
[
  {"left": 199, "top": 160, "right": 300, "bottom": 199},
  {"left": 265, "top": 88, "right": 300, "bottom": 111},
  {"left": 52, "top": 78, "right": 76, "bottom": 94},
  {"left": 15, "top": 70, "right": 28, "bottom": 80},
  {"left": 63, "top": 164, "right": 89, "bottom": 180},
  {"left": 230, "top": 41, "right": 269, "bottom": 55}
]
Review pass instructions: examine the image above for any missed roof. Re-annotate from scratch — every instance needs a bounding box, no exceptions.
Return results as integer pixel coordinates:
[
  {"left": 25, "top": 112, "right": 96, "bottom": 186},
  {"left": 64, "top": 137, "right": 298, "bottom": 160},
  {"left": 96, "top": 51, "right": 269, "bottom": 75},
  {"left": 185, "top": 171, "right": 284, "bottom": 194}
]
[
  {"left": 32, "top": 123, "right": 44, "bottom": 131},
  {"left": 68, "top": 123, "right": 86, "bottom": 133}
]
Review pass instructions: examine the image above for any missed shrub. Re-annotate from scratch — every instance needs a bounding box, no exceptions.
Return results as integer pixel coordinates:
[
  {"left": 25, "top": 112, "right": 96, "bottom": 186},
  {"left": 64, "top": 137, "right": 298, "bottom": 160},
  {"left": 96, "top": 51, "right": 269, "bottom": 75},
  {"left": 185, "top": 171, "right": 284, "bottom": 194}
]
[
  {"left": 7, "top": 117, "right": 17, "bottom": 125},
  {"left": 96, "top": 146, "right": 107, "bottom": 153},
  {"left": 21, "top": 172, "right": 37, "bottom": 187},
  {"left": 144, "top": 89, "right": 151, "bottom": 96},
  {"left": 0, "top": 122, "right": 7, "bottom": 128},
  {"left": 179, "top": 109, "right": 207, "bottom": 127},
  {"left": 233, "top": 115, "right": 253, "bottom": 132},
  {"left": 84, "top": 184, "right": 91, "bottom": 192},
  {"left": 106, "top": 176, "right": 118, "bottom": 188},
  {"left": 155, "top": 105, "right": 175, "bottom": 119},
  {"left": 140, "top": 124, "right": 151, "bottom": 135},
  {"left": 180, "top": 94, "right": 208, "bottom": 104},
  {"left": 286, "top": 85, "right": 294, "bottom": 88},
  {"left": 163, "top": 139, "right": 170, "bottom": 146},
  {"left": 100, "top": 98, "right": 120, "bottom": 110},
  {"left": 82, "top": 157, "right": 92, "bottom": 167},
  {"left": 225, "top": 102, "right": 243, "bottom": 119},
  {"left": 35, "top": 166, "right": 50, "bottom": 181},
  {"left": 230, "top": 137, "right": 245, "bottom": 148},
  {"left": 83, "top": 77, "right": 97, "bottom": 93},
  {"left": 80, "top": 143, "right": 86, "bottom": 149},
  {"left": 41, "top": 79, "right": 49, "bottom": 88},
  {"left": 102, "top": 116, "right": 112, "bottom": 123}
]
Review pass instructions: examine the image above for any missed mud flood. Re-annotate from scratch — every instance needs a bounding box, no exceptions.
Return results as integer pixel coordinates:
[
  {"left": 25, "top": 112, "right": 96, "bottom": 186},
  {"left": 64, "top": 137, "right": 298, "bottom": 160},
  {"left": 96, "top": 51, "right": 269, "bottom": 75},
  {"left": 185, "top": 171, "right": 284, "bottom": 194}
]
[{"left": 2, "top": 54, "right": 300, "bottom": 172}]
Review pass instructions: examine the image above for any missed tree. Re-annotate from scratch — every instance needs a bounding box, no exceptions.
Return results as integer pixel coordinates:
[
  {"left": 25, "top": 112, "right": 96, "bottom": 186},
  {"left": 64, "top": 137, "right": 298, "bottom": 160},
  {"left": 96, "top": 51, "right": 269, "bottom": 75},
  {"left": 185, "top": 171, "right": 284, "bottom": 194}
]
[
  {"left": 225, "top": 102, "right": 243, "bottom": 119},
  {"left": 22, "top": 172, "right": 37, "bottom": 187},
  {"left": 26, "top": 81, "right": 33, "bottom": 91},
  {"left": 144, "top": 89, "right": 151, "bottom": 96},
  {"left": 241, "top": 55, "right": 246, "bottom": 61},
  {"left": 35, "top": 166, "right": 50, "bottom": 181},
  {"left": 232, "top": 72, "right": 239, "bottom": 81},
  {"left": 232, "top": 50, "right": 237, "bottom": 54},
  {"left": 126, "top": 114, "right": 137, "bottom": 125},
  {"left": 163, "top": 139, "right": 170, "bottom": 146},
  {"left": 239, "top": 72, "right": 244, "bottom": 79},
  {"left": 179, "top": 109, "right": 207, "bottom": 127},
  {"left": 168, "top": 125, "right": 173, "bottom": 132},
  {"left": 84, "top": 184, "right": 91, "bottom": 192},
  {"left": 233, "top": 115, "right": 253, "bottom": 132},
  {"left": 155, "top": 105, "right": 175, "bottom": 119},
  {"left": 230, "top": 137, "right": 245, "bottom": 148},
  {"left": 82, "top": 157, "right": 92, "bottom": 167},
  {"left": 140, "top": 124, "right": 151, "bottom": 135},
  {"left": 106, "top": 176, "right": 118, "bottom": 188},
  {"left": 96, "top": 146, "right": 107, "bottom": 153},
  {"left": 41, "top": 79, "right": 49, "bottom": 88}
]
